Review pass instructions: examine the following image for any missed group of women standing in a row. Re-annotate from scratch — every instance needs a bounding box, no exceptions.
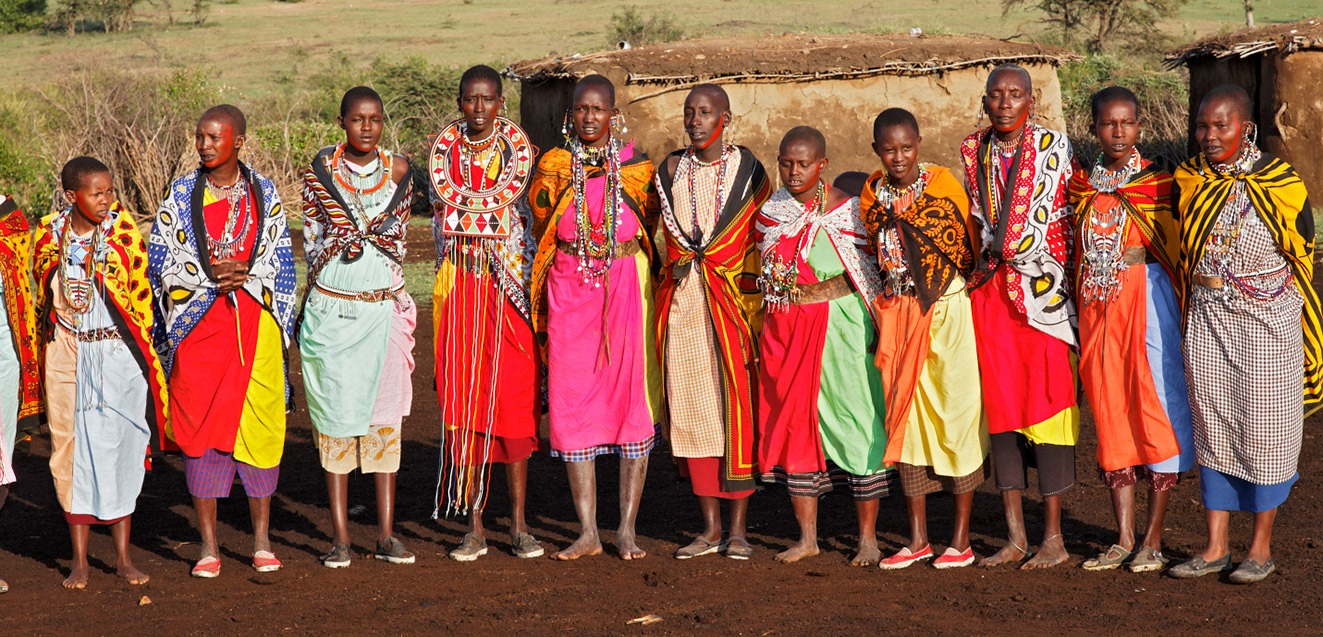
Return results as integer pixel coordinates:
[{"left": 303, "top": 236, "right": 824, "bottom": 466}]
[{"left": 0, "top": 59, "right": 1311, "bottom": 592}]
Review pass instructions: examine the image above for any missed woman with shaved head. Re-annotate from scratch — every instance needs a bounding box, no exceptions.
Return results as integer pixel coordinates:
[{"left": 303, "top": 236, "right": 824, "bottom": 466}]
[{"left": 1169, "top": 84, "right": 1318, "bottom": 584}]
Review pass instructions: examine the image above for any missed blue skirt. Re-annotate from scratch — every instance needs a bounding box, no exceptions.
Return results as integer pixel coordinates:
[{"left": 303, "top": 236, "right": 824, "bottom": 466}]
[{"left": 1199, "top": 466, "right": 1296, "bottom": 513}]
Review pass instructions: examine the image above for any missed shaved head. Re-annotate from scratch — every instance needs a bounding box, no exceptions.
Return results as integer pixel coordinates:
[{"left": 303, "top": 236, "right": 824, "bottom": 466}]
[
  {"left": 687, "top": 83, "right": 730, "bottom": 112},
  {"left": 574, "top": 74, "right": 616, "bottom": 107},
  {"left": 1201, "top": 84, "right": 1252, "bottom": 121},
  {"left": 779, "top": 125, "right": 826, "bottom": 159},
  {"left": 986, "top": 64, "right": 1032, "bottom": 93},
  {"left": 199, "top": 104, "right": 247, "bottom": 136}
]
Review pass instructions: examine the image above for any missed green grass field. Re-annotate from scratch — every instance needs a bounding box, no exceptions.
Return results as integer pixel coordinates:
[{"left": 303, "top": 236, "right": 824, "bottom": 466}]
[{"left": 5, "top": 0, "right": 1318, "bottom": 97}]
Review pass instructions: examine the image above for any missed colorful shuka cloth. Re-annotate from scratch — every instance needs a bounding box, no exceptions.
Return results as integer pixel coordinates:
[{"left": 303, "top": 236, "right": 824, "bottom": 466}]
[
  {"left": 300, "top": 145, "right": 415, "bottom": 477},
  {"left": 148, "top": 165, "right": 296, "bottom": 472},
  {"left": 1176, "top": 148, "right": 1317, "bottom": 512},
  {"left": 0, "top": 196, "right": 43, "bottom": 486},
  {"left": 655, "top": 145, "right": 771, "bottom": 496},
  {"left": 755, "top": 186, "right": 895, "bottom": 500},
  {"left": 1068, "top": 152, "right": 1194, "bottom": 481},
  {"left": 430, "top": 124, "right": 539, "bottom": 516},
  {"left": 960, "top": 124, "right": 1079, "bottom": 445},
  {"left": 860, "top": 164, "right": 988, "bottom": 492},
  {"left": 34, "top": 203, "right": 168, "bottom": 522},
  {"left": 527, "top": 141, "right": 662, "bottom": 460}
]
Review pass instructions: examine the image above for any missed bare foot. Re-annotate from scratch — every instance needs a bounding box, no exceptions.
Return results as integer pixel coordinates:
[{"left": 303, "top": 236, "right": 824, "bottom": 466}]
[
  {"left": 775, "top": 540, "right": 819, "bottom": 564},
  {"left": 117, "top": 563, "right": 150, "bottom": 586},
  {"left": 62, "top": 565, "right": 89, "bottom": 590},
  {"left": 1021, "top": 535, "right": 1069, "bottom": 570},
  {"left": 979, "top": 542, "right": 1028, "bottom": 567},
  {"left": 552, "top": 533, "right": 603, "bottom": 560},
  {"left": 617, "top": 532, "right": 647, "bottom": 561},
  {"left": 850, "top": 542, "right": 881, "bottom": 567}
]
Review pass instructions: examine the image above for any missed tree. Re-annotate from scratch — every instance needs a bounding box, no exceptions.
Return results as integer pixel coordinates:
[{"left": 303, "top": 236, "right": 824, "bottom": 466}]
[
  {"left": 1004, "top": 0, "right": 1189, "bottom": 52},
  {"left": 0, "top": 0, "right": 46, "bottom": 33},
  {"left": 1244, "top": 0, "right": 1254, "bottom": 28}
]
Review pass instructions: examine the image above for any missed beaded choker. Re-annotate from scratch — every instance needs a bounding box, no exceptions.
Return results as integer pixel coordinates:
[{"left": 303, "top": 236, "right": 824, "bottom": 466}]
[
  {"left": 332, "top": 144, "right": 391, "bottom": 196},
  {"left": 1089, "top": 149, "right": 1142, "bottom": 193},
  {"left": 205, "top": 172, "right": 254, "bottom": 260}
]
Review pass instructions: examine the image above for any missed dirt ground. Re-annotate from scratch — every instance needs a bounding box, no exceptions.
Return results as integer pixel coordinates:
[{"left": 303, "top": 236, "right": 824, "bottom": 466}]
[{"left": 1, "top": 223, "right": 1321, "bottom": 636}]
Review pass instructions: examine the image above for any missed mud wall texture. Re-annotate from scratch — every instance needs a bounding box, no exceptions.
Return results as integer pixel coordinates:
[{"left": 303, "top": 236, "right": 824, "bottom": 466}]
[
  {"left": 519, "top": 64, "right": 1066, "bottom": 182},
  {"left": 1188, "top": 53, "right": 1323, "bottom": 206}
]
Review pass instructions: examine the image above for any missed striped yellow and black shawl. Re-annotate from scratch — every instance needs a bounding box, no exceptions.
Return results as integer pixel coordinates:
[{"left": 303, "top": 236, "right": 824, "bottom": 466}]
[{"left": 1175, "top": 152, "right": 1321, "bottom": 410}]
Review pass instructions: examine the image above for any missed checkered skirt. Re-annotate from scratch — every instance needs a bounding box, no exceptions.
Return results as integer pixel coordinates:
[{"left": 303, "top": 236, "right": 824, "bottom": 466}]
[{"left": 1184, "top": 206, "right": 1303, "bottom": 485}]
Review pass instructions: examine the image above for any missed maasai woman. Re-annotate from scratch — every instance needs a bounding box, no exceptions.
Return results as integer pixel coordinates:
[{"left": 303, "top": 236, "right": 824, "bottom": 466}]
[
  {"left": 864, "top": 109, "right": 988, "bottom": 570},
  {"left": 1168, "top": 85, "right": 1319, "bottom": 585},
  {"left": 757, "top": 126, "right": 893, "bottom": 566},
  {"left": 960, "top": 64, "right": 1078, "bottom": 570},
  {"left": 655, "top": 84, "right": 770, "bottom": 561},
  {"left": 301, "top": 86, "right": 416, "bottom": 568},
  {"left": 149, "top": 105, "right": 297, "bottom": 578},
  {"left": 1069, "top": 87, "right": 1194, "bottom": 574},
  {"left": 0, "top": 192, "right": 41, "bottom": 594},
  {"left": 36, "top": 157, "right": 168, "bottom": 589},
  {"left": 430, "top": 65, "right": 542, "bottom": 561},
  {"left": 527, "top": 74, "right": 661, "bottom": 561}
]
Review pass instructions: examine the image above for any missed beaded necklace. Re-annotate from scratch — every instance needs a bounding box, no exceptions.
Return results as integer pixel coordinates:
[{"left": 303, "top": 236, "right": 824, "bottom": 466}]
[
  {"left": 570, "top": 134, "right": 623, "bottom": 287},
  {"left": 681, "top": 143, "right": 733, "bottom": 246},
  {"left": 59, "top": 221, "right": 99, "bottom": 317},
  {"left": 1204, "top": 145, "right": 1292, "bottom": 302},
  {"left": 873, "top": 165, "right": 930, "bottom": 297},
  {"left": 331, "top": 144, "right": 391, "bottom": 196},
  {"left": 1079, "top": 150, "right": 1144, "bottom": 304},
  {"left": 458, "top": 124, "right": 501, "bottom": 192},
  {"left": 760, "top": 181, "right": 825, "bottom": 312},
  {"left": 204, "top": 172, "right": 254, "bottom": 260}
]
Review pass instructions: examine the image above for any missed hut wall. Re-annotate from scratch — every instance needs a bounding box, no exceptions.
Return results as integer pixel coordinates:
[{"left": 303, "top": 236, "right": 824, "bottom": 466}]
[
  {"left": 518, "top": 65, "right": 1066, "bottom": 179},
  {"left": 519, "top": 78, "right": 576, "bottom": 159},
  {"left": 1188, "top": 53, "right": 1323, "bottom": 215}
]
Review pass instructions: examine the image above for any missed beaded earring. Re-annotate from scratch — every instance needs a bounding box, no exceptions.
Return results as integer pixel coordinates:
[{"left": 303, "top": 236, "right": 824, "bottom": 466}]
[
  {"left": 976, "top": 108, "right": 985, "bottom": 128},
  {"left": 1245, "top": 122, "right": 1258, "bottom": 148},
  {"left": 611, "top": 112, "right": 628, "bottom": 136},
  {"left": 561, "top": 108, "right": 573, "bottom": 145}
]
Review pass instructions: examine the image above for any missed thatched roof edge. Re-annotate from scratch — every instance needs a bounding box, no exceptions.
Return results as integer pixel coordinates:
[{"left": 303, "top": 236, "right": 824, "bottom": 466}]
[
  {"left": 508, "top": 34, "right": 1077, "bottom": 86},
  {"left": 1165, "top": 17, "right": 1323, "bottom": 69}
]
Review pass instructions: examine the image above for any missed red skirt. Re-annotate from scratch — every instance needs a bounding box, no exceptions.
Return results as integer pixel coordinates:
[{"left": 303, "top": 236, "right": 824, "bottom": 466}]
[{"left": 678, "top": 457, "right": 754, "bottom": 499}]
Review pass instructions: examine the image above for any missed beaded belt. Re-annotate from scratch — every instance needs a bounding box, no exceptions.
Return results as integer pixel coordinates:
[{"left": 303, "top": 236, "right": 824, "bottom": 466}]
[
  {"left": 793, "top": 275, "right": 853, "bottom": 305},
  {"left": 313, "top": 281, "right": 405, "bottom": 303},
  {"left": 57, "top": 320, "right": 121, "bottom": 343},
  {"left": 555, "top": 238, "right": 641, "bottom": 259}
]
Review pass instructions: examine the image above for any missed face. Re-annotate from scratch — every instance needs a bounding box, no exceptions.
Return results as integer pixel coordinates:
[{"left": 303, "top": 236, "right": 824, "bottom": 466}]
[
  {"left": 1093, "top": 99, "right": 1140, "bottom": 165},
  {"left": 872, "top": 123, "right": 922, "bottom": 185},
  {"left": 777, "top": 140, "right": 827, "bottom": 196},
  {"left": 195, "top": 117, "right": 243, "bottom": 169},
  {"left": 338, "top": 98, "right": 384, "bottom": 154},
  {"left": 65, "top": 171, "right": 114, "bottom": 224},
  {"left": 1195, "top": 98, "right": 1248, "bottom": 164},
  {"left": 571, "top": 84, "right": 616, "bottom": 146},
  {"left": 683, "top": 91, "right": 729, "bottom": 150},
  {"left": 459, "top": 78, "right": 503, "bottom": 137},
  {"left": 984, "top": 70, "right": 1033, "bottom": 134}
]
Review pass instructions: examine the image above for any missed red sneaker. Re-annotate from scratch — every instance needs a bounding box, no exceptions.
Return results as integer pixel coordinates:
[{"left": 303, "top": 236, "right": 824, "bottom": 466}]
[
  {"left": 933, "top": 547, "right": 976, "bottom": 569},
  {"left": 878, "top": 545, "right": 933, "bottom": 570},
  {"left": 252, "top": 551, "right": 282, "bottom": 573}
]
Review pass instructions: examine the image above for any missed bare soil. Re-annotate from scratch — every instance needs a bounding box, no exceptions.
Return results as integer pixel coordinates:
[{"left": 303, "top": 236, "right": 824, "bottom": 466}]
[{"left": 1, "top": 223, "right": 1321, "bottom": 636}]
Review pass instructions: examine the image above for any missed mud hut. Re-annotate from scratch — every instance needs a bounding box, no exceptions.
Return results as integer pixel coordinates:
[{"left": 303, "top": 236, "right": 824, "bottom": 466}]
[
  {"left": 509, "top": 34, "right": 1076, "bottom": 177},
  {"left": 1166, "top": 18, "right": 1323, "bottom": 202}
]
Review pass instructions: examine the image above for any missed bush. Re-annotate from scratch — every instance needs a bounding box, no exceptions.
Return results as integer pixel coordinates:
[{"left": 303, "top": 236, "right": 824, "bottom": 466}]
[
  {"left": 0, "top": 0, "right": 45, "bottom": 33},
  {"left": 1059, "top": 54, "right": 1188, "bottom": 171},
  {"left": 608, "top": 6, "right": 683, "bottom": 47}
]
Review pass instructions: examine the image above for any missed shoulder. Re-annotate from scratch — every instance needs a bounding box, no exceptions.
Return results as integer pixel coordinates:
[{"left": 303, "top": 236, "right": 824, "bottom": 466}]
[
  {"left": 391, "top": 152, "right": 411, "bottom": 186},
  {"left": 661, "top": 149, "right": 686, "bottom": 180},
  {"left": 961, "top": 129, "right": 987, "bottom": 150},
  {"left": 167, "top": 169, "right": 201, "bottom": 199},
  {"left": 534, "top": 147, "right": 571, "bottom": 177}
]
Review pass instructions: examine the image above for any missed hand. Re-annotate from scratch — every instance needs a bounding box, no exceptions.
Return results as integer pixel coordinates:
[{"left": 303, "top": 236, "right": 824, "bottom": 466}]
[{"left": 212, "top": 259, "right": 249, "bottom": 294}]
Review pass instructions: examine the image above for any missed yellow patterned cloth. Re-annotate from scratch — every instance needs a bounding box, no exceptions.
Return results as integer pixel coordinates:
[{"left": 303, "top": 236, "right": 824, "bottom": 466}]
[{"left": 315, "top": 422, "right": 402, "bottom": 474}]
